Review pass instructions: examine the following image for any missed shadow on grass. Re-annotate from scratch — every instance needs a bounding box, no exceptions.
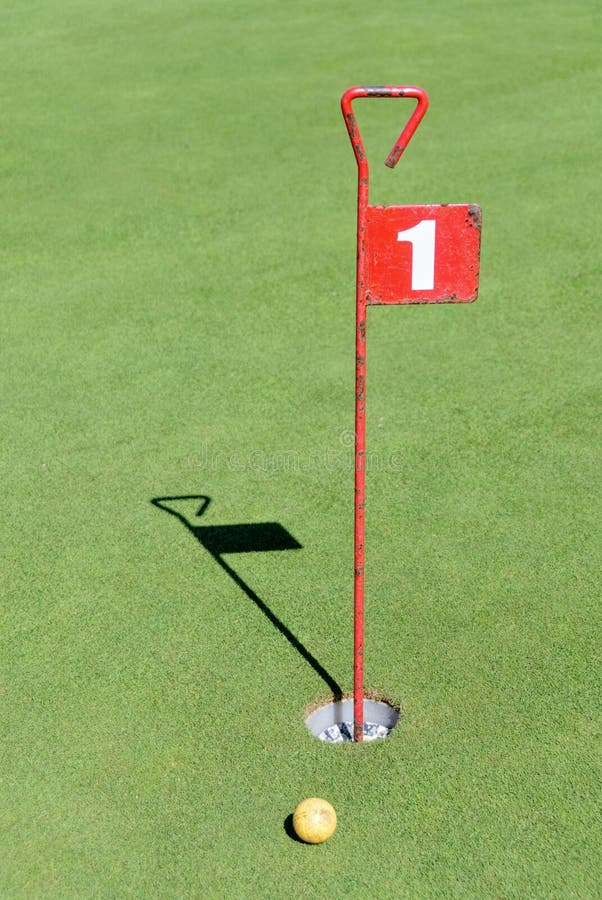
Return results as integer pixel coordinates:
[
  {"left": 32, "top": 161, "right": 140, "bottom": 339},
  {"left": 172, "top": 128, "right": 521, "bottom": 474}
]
[
  {"left": 151, "top": 495, "right": 342, "bottom": 700},
  {"left": 283, "top": 813, "right": 306, "bottom": 844}
]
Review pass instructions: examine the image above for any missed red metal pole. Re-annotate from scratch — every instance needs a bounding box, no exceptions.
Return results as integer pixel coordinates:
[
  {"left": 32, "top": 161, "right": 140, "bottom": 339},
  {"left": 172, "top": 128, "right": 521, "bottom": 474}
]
[
  {"left": 354, "top": 178, "right": 368, "bottom": 743},
  {"left": 341, "top": 87, "right": 370, "bottom": 742},
  {"left": 341, "top": 86, "right": 429, "bottom": 741}
]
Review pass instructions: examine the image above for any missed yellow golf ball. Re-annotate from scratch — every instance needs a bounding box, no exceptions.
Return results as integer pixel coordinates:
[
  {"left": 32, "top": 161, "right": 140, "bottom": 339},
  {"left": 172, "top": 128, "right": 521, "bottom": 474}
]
[{"left": 292, "top": 797, "right": 337, "bottom": 844}]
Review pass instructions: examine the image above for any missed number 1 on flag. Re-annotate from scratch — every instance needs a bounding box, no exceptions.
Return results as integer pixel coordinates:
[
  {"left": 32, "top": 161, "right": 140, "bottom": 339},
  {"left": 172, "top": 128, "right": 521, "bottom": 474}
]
[{"left": 396, "top": 219, "right": 436, "bottom": 290}]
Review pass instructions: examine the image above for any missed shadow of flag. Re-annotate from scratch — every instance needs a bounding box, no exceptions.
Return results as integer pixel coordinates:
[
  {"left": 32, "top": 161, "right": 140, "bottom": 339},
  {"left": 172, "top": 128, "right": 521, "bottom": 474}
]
[
  {"left": 150, "top": 497, "right": 302, "bottom": 557},
  {"left": 150, "top": 494, "right": 342, "bottom": 698},
  {"left": 191, "top": 522, "right": 302, "bottom": 556}
]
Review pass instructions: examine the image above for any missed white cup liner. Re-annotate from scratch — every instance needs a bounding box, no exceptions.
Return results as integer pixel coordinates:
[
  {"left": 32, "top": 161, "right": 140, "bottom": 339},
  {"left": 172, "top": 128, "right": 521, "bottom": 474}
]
[{"left": 305, "top": 698, "right": 400, "bottom": 744}]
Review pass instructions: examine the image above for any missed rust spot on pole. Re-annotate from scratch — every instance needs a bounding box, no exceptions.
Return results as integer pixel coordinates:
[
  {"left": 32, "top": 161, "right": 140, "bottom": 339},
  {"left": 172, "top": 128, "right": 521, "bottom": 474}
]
[
  {"left": 345, "top": 113, "right": 366, "bottom": 160},
  {"left": 344, "top": 112, "right": 358, "bottom": 138}
]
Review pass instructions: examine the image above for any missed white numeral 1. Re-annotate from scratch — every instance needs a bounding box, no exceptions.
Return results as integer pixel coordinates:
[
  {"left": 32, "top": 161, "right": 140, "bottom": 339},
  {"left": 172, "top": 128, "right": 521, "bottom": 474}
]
[{"left": 396, "top": 220, "right": 436, "bottom": 290}]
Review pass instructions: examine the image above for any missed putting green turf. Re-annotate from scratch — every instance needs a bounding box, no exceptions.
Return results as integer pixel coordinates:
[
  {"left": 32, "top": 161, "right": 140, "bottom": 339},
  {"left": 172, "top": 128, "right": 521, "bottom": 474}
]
[{"left": 2, "top": 0, "right": 601, "bottom": 895}]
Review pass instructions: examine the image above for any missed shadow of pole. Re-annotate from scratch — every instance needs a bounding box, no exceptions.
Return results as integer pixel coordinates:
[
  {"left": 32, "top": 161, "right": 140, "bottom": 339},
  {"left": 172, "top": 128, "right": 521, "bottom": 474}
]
[{"left": 151, "top": 495, "right": 342, "bottom": 700}]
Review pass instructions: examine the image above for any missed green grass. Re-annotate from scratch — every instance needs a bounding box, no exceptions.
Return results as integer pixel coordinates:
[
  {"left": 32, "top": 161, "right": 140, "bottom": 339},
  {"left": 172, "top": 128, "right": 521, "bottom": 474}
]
[{"left": 1, "top": 0, "right": 601, "bottom": 896}]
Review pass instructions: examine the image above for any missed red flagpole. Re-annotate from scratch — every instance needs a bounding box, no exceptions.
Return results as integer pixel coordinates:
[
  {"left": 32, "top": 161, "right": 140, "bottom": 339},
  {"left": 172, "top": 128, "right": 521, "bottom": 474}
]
[{"left": 341, "top": 86, "right": 429, "bottom": 741}]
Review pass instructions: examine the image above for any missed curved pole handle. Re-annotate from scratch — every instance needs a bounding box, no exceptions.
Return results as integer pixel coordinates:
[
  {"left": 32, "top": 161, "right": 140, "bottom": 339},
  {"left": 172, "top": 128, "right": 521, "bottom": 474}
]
[{"left": 340, "top": 85, "right": 429, "bottom": 171}]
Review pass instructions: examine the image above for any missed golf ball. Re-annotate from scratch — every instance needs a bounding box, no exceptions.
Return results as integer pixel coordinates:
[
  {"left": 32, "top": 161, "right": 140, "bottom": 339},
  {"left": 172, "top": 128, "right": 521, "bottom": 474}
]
[{"left": 292, "top": 797, "right": 337, "bottom": 844}]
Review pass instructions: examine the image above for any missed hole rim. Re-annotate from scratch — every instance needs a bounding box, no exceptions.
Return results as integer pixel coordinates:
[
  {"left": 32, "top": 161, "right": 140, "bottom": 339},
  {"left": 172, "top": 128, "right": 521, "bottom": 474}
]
[{"left": 304, "top": 690, "right": 402, "bottom": 744}]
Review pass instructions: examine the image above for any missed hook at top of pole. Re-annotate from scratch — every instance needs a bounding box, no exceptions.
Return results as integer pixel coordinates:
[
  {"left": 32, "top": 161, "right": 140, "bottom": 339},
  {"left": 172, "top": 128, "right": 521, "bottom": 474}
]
[{"left": 340, "top": 85, "right": 429, "bottom": 171}]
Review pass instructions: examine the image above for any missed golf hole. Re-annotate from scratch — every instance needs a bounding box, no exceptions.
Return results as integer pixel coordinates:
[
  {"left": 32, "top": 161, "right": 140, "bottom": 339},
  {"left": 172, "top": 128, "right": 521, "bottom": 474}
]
[{"left": 305, "top": 696, "right": 400, "bottom": 744}]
